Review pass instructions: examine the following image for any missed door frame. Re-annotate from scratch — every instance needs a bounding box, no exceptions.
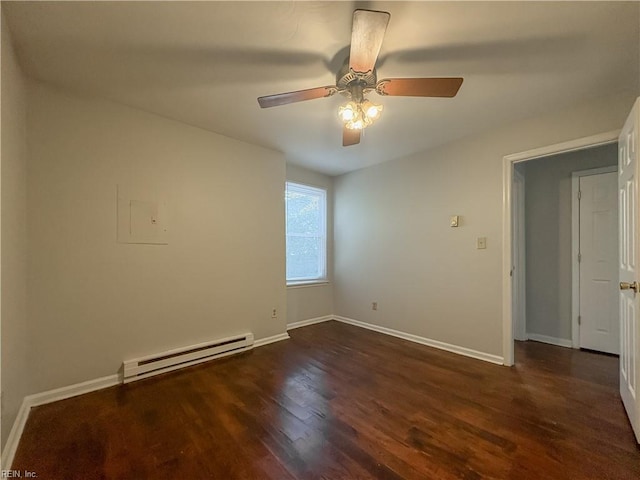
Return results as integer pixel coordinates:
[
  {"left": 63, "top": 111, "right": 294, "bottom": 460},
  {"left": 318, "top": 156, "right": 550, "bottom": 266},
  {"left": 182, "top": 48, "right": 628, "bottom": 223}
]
[
  {"left": 512, "top": 168, "right": 527, "bottom": 342},
  {"left": 571, "top": 166, "right": 618, "bottom": 349},
  {"left": 502, "top": 130, "right": 620, "bottom": 366}
]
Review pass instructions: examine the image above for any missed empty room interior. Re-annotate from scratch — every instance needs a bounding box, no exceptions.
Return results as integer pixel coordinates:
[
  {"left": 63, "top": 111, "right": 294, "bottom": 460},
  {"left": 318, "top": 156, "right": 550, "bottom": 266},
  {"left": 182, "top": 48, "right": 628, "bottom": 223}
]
[{"left": 2, "top": 1, "right": 640, "bottom": 478}]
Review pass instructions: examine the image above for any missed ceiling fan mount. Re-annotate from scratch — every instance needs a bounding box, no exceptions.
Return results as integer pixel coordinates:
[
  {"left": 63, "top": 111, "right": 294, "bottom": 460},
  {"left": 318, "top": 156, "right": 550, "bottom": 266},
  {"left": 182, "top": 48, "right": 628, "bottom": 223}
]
[
  {"left": 258, "top": 9, "right": 463, "bottom": 147},
  {"left": 336, "top": 58, "right": 377, "bottom": 93}
]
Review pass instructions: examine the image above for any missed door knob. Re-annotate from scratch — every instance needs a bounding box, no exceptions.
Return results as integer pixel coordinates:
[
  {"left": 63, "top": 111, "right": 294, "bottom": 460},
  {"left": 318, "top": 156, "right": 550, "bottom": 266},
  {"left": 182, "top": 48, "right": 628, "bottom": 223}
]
[{"left": 620, "top": 281, "right": 639, "bottom": 293}]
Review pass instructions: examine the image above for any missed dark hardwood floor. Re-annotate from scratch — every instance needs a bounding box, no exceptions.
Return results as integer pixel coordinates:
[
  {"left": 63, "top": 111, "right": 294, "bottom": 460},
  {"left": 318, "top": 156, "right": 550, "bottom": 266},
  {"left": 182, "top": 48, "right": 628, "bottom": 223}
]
[{"left": 12, "top": 321, "right": 640, "bottom": 479}]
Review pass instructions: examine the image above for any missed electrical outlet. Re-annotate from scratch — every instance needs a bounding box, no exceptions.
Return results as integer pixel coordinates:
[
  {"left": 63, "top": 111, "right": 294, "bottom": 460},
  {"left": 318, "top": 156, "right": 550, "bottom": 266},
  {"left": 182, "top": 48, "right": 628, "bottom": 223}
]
[
  {"left": 477, "top": 237, "right": 487, "bottom": 249},
  {"left": 372, "top": 302, "right": 378, "bottom": 311},
  {"left": 271, "top": 308, "right": 277, "bottom": 318}
]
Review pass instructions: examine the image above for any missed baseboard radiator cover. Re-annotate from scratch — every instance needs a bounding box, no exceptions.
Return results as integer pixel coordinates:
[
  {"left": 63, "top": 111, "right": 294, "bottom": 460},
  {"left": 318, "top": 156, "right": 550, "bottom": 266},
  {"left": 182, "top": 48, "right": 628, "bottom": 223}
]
[{"left": 122, "top": 332, "right": 254, "bottom": 383}]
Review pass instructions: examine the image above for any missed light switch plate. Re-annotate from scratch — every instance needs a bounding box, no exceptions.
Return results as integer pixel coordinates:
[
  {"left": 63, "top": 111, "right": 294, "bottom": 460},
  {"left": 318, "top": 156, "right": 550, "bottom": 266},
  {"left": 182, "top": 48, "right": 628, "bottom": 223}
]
[{"left": 477, "top": 237, "right": 487, "bottom": 249}]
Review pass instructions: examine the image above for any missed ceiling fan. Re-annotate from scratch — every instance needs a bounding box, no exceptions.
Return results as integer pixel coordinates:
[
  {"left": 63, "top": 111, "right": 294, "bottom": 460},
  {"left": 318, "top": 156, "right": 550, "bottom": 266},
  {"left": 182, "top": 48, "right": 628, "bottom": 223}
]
[{"left": 257, "top": 9, "right": 463, "bottom": 147}]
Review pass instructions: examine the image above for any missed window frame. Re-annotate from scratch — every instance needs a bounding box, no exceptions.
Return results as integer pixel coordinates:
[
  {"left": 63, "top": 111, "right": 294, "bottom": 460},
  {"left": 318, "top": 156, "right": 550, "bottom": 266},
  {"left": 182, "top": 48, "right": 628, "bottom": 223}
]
[{"left": 285, "top": 181, "right": 328, "bottom": 286}]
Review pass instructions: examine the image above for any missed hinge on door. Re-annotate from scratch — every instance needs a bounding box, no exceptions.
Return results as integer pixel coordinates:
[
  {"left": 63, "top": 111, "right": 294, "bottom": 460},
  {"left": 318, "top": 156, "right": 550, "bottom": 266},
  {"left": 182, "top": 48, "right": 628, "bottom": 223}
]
[
  {"left": 578, "top": 252, "right": 582, "bottom": 262},
  {"left": 578, "top": 315, "right": 581, "bottom": 325},
  {"left": 578, "top": 190, "right": 582, "bottom": 200}
]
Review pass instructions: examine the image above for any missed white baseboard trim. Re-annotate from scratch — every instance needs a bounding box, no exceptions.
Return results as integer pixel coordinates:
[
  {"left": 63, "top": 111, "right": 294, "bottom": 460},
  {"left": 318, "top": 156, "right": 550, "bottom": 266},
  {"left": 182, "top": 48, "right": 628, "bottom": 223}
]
[
  {"left": 28, "top": 374, "right": 121, "bottom": 408},
  {"left": 526, "top": 333, "right": 573, "bottom": 348},
  {"left": 287, "top": 315, "right": 333, "bottom": 330},
  {"left": 253, "top": 332, "right": 290, "bottom": 348},
  {"left": 333, "top": 316, "right": 504, "bottom": 365},
  {"left": 1, "top": 397, "right": 30, "bottom": 471}
]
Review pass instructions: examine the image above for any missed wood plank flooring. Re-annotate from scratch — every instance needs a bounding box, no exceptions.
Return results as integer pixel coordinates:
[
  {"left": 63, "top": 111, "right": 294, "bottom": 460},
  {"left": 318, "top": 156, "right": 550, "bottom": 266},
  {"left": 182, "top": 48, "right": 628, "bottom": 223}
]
[{"left": 12, "top": 320, "right": 640, "bottom": 479}]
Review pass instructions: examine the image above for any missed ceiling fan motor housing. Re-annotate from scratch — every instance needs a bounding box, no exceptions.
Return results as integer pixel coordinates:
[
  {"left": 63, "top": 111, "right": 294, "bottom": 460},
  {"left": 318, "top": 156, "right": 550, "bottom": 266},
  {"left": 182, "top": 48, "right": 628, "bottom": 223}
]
[{"left": 337, "top": 58, "right": 377, "bottom": 98}]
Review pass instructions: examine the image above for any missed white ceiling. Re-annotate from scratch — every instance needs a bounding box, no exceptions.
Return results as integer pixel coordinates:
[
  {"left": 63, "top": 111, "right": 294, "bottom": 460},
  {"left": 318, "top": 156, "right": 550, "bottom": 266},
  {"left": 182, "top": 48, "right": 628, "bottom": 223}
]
[{"left": 4, "top": 1, "right": 639, "bottom": 176}]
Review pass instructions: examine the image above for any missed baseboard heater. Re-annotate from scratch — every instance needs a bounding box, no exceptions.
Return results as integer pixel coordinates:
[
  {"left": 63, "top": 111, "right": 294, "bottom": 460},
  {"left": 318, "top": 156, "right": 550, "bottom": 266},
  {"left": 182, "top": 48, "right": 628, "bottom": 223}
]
[{"left": 122, "top": 332, "right": 254, "bottom": 383}]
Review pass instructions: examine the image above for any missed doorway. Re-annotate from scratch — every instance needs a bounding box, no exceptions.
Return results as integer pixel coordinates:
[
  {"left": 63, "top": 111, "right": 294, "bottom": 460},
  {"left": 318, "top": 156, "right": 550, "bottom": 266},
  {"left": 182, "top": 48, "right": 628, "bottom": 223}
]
[
  {"left": 502, "top": 130, "right": 620, "bottom": 366},
  {"left": 512, "top": 144, "right": 618, "bottom": 356}
]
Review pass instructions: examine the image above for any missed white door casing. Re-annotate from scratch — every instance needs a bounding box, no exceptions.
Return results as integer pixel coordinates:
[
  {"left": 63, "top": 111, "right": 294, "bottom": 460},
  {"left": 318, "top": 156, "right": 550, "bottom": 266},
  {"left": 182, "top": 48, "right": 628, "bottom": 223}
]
[
  {"left": 512, "top": 169, "right": 527, "bottom": 341},
  {"left": 578, "top": 171, "right": 619, "bottom": 354},
  {"left": 619, "top": 98, "right": 640, "bottom": 443},
  {"left": 503, "top": 130, "right": 620, "bottom": 367}
]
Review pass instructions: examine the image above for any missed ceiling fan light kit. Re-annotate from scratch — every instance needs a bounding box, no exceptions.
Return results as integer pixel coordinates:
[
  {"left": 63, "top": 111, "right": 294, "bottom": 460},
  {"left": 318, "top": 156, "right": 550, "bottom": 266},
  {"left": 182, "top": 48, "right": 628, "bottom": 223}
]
[
  {"left": 257, "top": 9, "right": 463, "bottom": 147},
  {"left": 339, "top": 99, "right": 383, "bottom": 130}
]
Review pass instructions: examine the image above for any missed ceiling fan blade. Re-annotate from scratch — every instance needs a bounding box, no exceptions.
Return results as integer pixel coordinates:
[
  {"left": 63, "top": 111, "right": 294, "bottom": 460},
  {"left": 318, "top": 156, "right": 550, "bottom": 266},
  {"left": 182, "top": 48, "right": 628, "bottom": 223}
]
[
  {"left": 343, "top": 127, "right": 361, "bottom": 147},
  {"left": 376, "top": 78, "right": 464, "bottom": 97},
  {"left": 258, "top": 86, "right": 337, "bottom": 108},
  {"left": 349, "top": 9, "right": 390, "bottom": 73}
]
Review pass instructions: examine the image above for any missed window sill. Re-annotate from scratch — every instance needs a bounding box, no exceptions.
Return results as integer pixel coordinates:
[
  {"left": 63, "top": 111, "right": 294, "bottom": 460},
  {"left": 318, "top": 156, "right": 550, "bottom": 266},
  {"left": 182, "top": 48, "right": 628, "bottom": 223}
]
[{"left": 287, "top": 281, "right": 330, "bottom": 289}]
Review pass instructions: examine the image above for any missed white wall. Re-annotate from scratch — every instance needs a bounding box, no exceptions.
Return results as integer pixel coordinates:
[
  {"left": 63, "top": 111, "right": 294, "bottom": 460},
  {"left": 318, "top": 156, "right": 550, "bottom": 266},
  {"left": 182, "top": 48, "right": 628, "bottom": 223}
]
[
  {"left": 523, "top": 143, "right": 618, "bottom": 341},
  {"left": 334, "top": 92, "right": 637, "bottom": 358},
  {"left": 1, "top": 13, "right": 29, "bottom": 448},
  {"left": 285, "top": 164, "right": 334, "bottom": 324},
  {"left": 26, "top": 81, "right": 287, "bottom": 394}
]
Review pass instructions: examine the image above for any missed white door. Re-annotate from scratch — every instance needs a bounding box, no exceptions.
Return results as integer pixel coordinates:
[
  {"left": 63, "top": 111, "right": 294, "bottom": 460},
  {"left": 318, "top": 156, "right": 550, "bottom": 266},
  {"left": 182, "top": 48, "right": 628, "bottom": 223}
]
[
  {"left": 619, "top": 98, "right": 640, "bottom": 443},
  {"left": 579, "top": 172, "right": 619, "bottom": 354}
]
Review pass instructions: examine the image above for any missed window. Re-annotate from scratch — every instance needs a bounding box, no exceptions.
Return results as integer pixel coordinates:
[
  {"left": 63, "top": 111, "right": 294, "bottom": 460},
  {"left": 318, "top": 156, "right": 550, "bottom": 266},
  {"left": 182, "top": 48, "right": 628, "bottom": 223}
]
[{"left": 285, "top": 182, "right": 327, "bottom": 284}]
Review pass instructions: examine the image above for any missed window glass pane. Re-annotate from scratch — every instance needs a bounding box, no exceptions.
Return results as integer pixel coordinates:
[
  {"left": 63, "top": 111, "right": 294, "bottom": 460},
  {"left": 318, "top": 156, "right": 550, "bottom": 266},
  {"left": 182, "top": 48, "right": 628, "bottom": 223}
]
[
  {"left": 286, "top": 190, "right": 321, "bottom": 235},
  {"left": 286, "top": 236, "right": 322, "bottom": 280},
  {"left": 285, "top": 182, "right": 326, "bottom": 282}
]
